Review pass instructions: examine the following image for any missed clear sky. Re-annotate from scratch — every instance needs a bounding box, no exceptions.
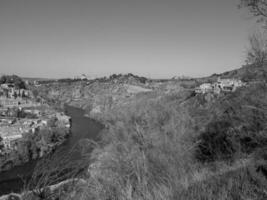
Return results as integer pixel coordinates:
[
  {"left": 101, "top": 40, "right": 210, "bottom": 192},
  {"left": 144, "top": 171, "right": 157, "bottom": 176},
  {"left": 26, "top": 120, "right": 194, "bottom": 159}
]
[{"left": 0, "top": 0, "right": 257, "bottom": 78}]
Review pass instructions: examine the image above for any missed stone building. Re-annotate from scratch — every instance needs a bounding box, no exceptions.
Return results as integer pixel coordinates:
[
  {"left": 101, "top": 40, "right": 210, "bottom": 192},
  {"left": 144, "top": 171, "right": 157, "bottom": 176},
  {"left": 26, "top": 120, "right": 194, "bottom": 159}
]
[{"left": 195, "top": 77, "right": 245, "bottom": 94}]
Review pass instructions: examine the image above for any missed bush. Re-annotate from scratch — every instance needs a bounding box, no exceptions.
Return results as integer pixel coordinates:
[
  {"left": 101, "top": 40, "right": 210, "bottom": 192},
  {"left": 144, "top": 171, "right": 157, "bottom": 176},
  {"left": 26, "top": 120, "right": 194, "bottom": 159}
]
[
  {"left": 196, "top": 120, "right": 239, "bottom": 162},
  {"left": 196, "top": 83, "right": 267, "bottom": 163},
  {"left": 28, "top": 80, "right": 267, "bottom": 199},
  {"left": 246, "top": 31, "right": 267, "bottom": 65},
  {"left": 0, "top": 75, "right": 26, "bottom": 89}
]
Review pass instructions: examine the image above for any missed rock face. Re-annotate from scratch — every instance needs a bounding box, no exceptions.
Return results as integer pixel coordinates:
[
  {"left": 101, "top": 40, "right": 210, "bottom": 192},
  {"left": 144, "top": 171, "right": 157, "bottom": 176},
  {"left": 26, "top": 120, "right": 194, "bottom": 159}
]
[
  {"left": 35, "top": 74, "right": 159, "bottom": 118},
  {"left": 0, "top": 113, "right": 71, "bottom": 173},
  {"left": 0, "top": 75, "right": 72, "bottom": 173}
]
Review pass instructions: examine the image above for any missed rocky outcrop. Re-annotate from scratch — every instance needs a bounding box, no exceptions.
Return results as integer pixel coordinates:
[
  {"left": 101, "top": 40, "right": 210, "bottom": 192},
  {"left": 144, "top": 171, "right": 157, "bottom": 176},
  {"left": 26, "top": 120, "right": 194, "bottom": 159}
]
[
  {"left": 0, "top": 114, "right": 71, "bottom": 173},
  {"left": 35, "top": 74, "right": 158, "bottom": 119}
]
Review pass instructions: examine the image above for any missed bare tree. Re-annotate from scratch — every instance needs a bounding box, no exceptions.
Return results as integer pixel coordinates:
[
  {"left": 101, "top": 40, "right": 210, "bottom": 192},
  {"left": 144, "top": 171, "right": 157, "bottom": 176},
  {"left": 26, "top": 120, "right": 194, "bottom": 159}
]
[
  {"left": 246, "top": 31, "right": 267, "bottom": 64},
  {"left": 239, "top": 0, "right": 267, "bottom": 27},
  {"left": 24, "top": 139, "right": 96, "bottom": 200}
]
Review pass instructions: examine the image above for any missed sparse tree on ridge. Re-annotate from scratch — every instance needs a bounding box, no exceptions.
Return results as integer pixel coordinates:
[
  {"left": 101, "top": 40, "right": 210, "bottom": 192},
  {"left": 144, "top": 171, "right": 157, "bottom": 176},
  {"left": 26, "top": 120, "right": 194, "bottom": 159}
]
[
  {"left": 0, "top": 136, "right": 4, "bottom": 151},
  {"left": 239, "top": 1, "right": 267, "bottom": 64},
  {"left": 246, "top": 31, "right": 267, "bottom": 64},
  {"left": 239, "top": 0, "right": 267, "bottom": 27}
]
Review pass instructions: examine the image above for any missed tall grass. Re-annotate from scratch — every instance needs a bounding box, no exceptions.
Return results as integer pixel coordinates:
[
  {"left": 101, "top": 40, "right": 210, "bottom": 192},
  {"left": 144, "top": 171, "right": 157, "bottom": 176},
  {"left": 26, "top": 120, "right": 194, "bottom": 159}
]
[
  {"left": 73, "top": 84, "right": 266, "bottom": 200},
  {"left": 72, "top": 91, "right": 197, "bottom": 200},
  {"left": 26, "top": 83, "right": 267, "bottom": 200}
]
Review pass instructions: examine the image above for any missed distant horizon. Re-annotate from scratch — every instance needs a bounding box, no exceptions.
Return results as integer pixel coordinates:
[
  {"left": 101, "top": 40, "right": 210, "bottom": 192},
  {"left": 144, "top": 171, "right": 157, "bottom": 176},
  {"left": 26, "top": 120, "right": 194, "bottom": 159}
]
[
  {"left": 2, "top": 67, "right": 237, "bottom": 80},
  {"left": 0, "top": 0, "right": 258, "bottom": 79},
  {"left": 1, "top": 63, "right": 245, "bottom": 80}
]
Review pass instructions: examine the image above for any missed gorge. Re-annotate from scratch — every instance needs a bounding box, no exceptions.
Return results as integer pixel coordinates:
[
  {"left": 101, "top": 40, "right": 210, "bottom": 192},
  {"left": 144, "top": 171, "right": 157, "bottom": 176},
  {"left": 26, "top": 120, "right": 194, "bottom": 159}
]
[{"left": 0, "top": 105, "right": 103, "bottom": 196}]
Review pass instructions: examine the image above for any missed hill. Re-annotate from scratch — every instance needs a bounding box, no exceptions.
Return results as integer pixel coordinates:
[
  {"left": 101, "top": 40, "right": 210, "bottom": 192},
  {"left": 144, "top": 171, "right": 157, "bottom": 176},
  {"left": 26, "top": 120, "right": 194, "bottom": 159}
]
[
  {"left": 197, "top": 62, "right": 267, "bottom": 84},
  {"left": 2, "top": 64, "right": 266, "bottom": 200}
]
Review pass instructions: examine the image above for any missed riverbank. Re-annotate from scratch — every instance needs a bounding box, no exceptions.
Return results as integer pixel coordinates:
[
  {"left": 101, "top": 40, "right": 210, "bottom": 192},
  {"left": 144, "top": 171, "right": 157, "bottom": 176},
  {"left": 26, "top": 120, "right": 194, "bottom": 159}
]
[
  {"left": 29, "top": 70, "right": 267, "bottom": 200},
  {"left": 0, "top": 105, "right": 103, "bottom": 196},
  {"left": 0, "top": 178, "right": 87, "bottom": 200},
  {"left": 2, "top": 68, "right": 267, "bottom": 199},
  {"left": 0, "top": 107, "right": 71, "bottom": 173}
]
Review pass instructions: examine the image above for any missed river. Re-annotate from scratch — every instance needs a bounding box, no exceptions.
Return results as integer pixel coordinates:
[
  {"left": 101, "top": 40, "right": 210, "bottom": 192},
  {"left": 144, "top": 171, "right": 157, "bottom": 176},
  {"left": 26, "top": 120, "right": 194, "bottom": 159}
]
[{"left": 0, "top": 105, "right": 103, "bottom": 196}]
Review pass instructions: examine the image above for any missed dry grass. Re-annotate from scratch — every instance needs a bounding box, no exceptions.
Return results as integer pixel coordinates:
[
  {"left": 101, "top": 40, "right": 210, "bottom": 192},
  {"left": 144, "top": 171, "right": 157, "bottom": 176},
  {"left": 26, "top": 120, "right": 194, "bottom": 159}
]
[
  {"left": 58, "top": 83, "right": 267, "bottom": 200},
  {"left": 24, "top": 81, "right": 267, "bottom": 200}
]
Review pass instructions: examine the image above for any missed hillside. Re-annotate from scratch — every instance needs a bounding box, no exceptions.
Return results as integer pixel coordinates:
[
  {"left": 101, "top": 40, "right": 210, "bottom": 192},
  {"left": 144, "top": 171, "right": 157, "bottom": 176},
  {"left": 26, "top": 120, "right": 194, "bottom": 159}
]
[
  {"left": 2, "top": 64, "right": 266, "bottom": 200},
  {"left": 80, "top": 66, "right": 267, "bottom": 200},
  {"left": 33, "top": 73, "right": 184, "bottom": 118},
  {"left": 33, "top": 63, "right": 267, "bottom": 117},
  {"left": 197, "top": 62, "right": 267, "bottom": 84}
]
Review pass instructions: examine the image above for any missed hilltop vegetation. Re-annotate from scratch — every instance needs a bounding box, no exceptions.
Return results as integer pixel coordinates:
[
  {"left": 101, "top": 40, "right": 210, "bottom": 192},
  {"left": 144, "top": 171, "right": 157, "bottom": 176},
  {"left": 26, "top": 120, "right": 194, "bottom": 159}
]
[
  {"left": 220, "top": 62, "right": 267, "bottom": 82},
  {"left": 1, "top": 1, "right": 267, "bottom": 199},
  {"left": 0, "top": 75, "right": 26, "bottom": 89},
  {"left": 78, "top": 74, "right": 267, "bottom": 200},
  {"left": 33, "top": 73, "right": 177, "bottom": 116},
  {"left": 14, "top": 62, "right": 266, "bottom": 200}
]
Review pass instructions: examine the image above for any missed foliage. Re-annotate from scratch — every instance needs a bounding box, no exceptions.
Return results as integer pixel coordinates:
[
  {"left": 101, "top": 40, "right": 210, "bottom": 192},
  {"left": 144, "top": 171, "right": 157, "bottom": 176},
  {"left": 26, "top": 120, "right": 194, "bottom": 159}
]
[
  {"left": 21, "top": 126, "right": 69, "bottom": 161},
  {"left": 21, "top": 78, "right": 267, "bottom": 200},
  {"left": 57, "top": 78, "right": 81, "bottom": 83},
  {"left": 108, "top": 73, "right": 148, "bottom": 84},
  {"left": 76, "top": 83, "right": 266, "bottom": 200},
  {"left": 246, "top": 31, "right": 267, "bottom": 65},
  {"left": 196, "top": 120, "right": 238, "bottom": 162},
  {"left": 0, "top": 136, "right": 4, "bottom": 151},
  {"left": 239, "top": 0, "right": 267, "bottom": 27},
  {"left": 0, "top": 75, "right": 26, "bottom": 89},
  {"left": 177, "top": 165, "right": 267, "bottom": 200},
  {"left": 82, "top": 95, "right": 195, "bottom": 200},
  {"left": 196, "top": 83, "right": 267, "bottom": 162},
  {"left": 42, "top": 82, "right": 259, "bottom": 200},
  {"left": 23, "top": 68, "right": 267, "bottom": 199},
  {"left": 25, "top": 151, "right": 86, "bottom": 200}
]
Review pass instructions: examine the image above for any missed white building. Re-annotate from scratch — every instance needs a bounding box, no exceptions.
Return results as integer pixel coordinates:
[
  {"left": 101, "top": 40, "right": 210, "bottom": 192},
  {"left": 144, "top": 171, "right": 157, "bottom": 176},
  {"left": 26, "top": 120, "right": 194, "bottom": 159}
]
[
  {"left": 80, "top": 74, "right": 88, "bottom": 80},
  {"left": 195, "top": 83, "right": 213, "bottom": 94},
  {"left": 2, "top": 134, "right": 22, "bottom": 150},
  {"left": 195, "top": 77, "right": 245, "bottom": 94},
  {"left": 216, "top": 78, "right": 244, "bottom": 92}
]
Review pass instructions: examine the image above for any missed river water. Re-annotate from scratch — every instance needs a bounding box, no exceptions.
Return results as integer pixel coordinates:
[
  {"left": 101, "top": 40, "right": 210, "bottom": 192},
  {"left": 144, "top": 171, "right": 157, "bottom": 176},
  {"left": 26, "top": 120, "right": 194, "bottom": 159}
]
[{"left": 0, "top": 105, "right": 103, "bottom": 196}]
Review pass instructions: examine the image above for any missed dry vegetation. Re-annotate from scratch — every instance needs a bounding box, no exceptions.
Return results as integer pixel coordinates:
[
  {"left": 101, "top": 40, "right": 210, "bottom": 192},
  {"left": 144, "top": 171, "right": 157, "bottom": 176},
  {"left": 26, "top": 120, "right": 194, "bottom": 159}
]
[
  {"left": 42, "top": 67, "right": 266, "bottom": 200},
  {"left": 16, "top": 63, "right": 267, "bottom": 200},
  {"left": 13, "top": 3, "right": 267, "bottom": 198}
]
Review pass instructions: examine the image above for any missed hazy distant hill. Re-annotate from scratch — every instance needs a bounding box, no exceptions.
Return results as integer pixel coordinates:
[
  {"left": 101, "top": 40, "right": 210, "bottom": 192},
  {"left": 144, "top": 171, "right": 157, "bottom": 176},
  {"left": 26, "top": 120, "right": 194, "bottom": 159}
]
[
  {"left": 2, "top": 63, "right": 267, "bottom": 200},
  {"left": 220, "top": 62, "right": 267, "bottom": 81},
  {"left": 194, "top": 62, "right": 267, "bottom": 85},
  {"left": 22, "top": 77, "right": 56, "bottom": 82}
]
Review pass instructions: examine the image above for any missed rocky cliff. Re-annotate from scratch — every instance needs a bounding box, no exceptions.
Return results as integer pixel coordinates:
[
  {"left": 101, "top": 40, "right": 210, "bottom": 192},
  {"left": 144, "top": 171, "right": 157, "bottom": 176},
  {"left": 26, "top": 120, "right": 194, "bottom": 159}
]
[
  {"left": 33, "top": 74, "right": 185, "bottom": 121},
  {"left": 0, "top": 114, "right": 71, "bottom": 172}
]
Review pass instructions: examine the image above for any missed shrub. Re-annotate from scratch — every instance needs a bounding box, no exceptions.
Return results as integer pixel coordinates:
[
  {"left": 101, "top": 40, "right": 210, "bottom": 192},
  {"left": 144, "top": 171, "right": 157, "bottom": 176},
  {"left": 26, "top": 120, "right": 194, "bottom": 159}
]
[
  {"left": 196, "top": 120, "right": 239, "bottom": 162},
  {"left": 246, "top": 31, "right": 267, "bottom": 65}
]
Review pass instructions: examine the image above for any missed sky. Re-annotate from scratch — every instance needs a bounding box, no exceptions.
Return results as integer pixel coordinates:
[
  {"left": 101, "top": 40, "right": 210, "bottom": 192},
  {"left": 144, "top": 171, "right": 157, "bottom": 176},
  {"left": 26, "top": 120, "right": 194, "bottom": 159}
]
[{"left": 0, "top": 0, "right": 258, "bottom": 79}]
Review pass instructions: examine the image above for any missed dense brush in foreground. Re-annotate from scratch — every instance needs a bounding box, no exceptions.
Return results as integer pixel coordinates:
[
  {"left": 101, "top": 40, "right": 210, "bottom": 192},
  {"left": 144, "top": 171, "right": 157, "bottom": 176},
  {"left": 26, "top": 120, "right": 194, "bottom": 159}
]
[
  {"left": 17, "top": 65, "right": 267, "bottom": 200},
  {"left": 55, "top": 82, "right": 267, "bottom": 200}
]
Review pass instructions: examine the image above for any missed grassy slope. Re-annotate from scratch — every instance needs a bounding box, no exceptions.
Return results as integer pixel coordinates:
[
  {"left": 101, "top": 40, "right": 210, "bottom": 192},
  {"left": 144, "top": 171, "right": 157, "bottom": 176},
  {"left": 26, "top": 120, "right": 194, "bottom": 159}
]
[
  {"left": 83, "top": 64, "right": 266, "bottom": 200},
  {"left": 23, "top": 64, "right": 267, "bottom": 200},
  {"left": 81, "top": 85, "right": 266, "bottom": 200}
]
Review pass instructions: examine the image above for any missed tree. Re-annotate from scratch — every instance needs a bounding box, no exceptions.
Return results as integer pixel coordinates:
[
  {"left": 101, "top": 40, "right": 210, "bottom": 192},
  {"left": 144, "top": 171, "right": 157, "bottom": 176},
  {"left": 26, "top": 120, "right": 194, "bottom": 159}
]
[
  {"left": 25, "top": 141, "right": 91, "bottom": 200},
  {"left": 246, "top": 31, "right": 267, "bottom": 64},
  {"left": 21, "top": 90, "right": 26, "bottom": 98},
  {"left": 32, "top": 89, "right": 39, "bottom": 99},
  {"left": 13, "top": 91, "right": 18, "bottom": 99},
  {"left": 0, "top": 75, "right": 7, "bottom": 84},
  {"left": 0, "top": 75, "right": 26, "bottom": 89},
  {"left": 0, "top": 136, "right": 4, "bottom": 151},
  {"left": 239, "top": 0, "right": 267, "bottom": 27}
]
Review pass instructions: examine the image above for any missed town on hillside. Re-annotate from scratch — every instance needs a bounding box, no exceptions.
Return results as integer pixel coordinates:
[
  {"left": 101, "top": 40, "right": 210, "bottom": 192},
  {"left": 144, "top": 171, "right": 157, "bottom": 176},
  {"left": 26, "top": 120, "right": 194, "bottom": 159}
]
[
  {"left": 0, "top": 75, "right": 71, "bottom": 171},
  {"left": 195, "top": 77, "right": 246, "bottom": 94}
]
